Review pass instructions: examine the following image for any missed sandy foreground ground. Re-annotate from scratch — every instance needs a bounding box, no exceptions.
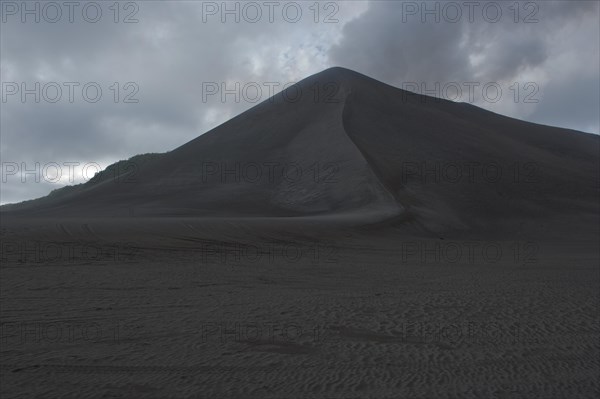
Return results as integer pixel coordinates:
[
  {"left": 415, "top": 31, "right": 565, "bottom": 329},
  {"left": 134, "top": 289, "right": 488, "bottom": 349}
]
[{"left": 1, "top": 217, "right": 598, "bottom": 398}]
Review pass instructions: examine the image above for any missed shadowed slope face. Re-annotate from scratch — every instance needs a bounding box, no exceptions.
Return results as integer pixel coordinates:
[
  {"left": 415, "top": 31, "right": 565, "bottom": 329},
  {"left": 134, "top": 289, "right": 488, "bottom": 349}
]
[
  {"left": 3, "top": 67, "right": 598, "bottom": 233},
  {"left": 337, "top": 70, "right": 599, "bottom": 231}
]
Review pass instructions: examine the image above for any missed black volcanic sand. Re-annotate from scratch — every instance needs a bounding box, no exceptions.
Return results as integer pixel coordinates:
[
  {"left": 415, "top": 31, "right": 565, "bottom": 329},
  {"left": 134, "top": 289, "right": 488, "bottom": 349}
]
[
  {"left": 1, "top": 68, "right": 599, "bottom": 398},
  {"left": 1, "top": 217, "right": 598, "bottom": 398}
]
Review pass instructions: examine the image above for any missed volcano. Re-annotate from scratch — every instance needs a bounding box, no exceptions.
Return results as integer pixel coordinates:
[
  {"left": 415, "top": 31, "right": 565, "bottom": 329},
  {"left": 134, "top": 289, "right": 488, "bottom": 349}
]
[
  {"left": 3, "top": 67, "right": 598, "bottom": 234},
  {"left": 2, "top": 68, "right": 600, "bottom": 398}
]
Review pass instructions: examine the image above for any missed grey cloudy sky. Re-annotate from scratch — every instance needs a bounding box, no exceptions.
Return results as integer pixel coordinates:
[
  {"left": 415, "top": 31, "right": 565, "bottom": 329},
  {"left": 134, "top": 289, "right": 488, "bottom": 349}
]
[{"left": 1, "top": 0, "right": 598, "bottom": 204}]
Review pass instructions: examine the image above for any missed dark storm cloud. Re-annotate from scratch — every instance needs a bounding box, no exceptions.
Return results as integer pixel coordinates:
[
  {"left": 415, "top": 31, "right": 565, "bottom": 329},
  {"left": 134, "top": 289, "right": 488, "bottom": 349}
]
[{"left": 329, "top": 0, "right": 599, "bottom": 132}]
